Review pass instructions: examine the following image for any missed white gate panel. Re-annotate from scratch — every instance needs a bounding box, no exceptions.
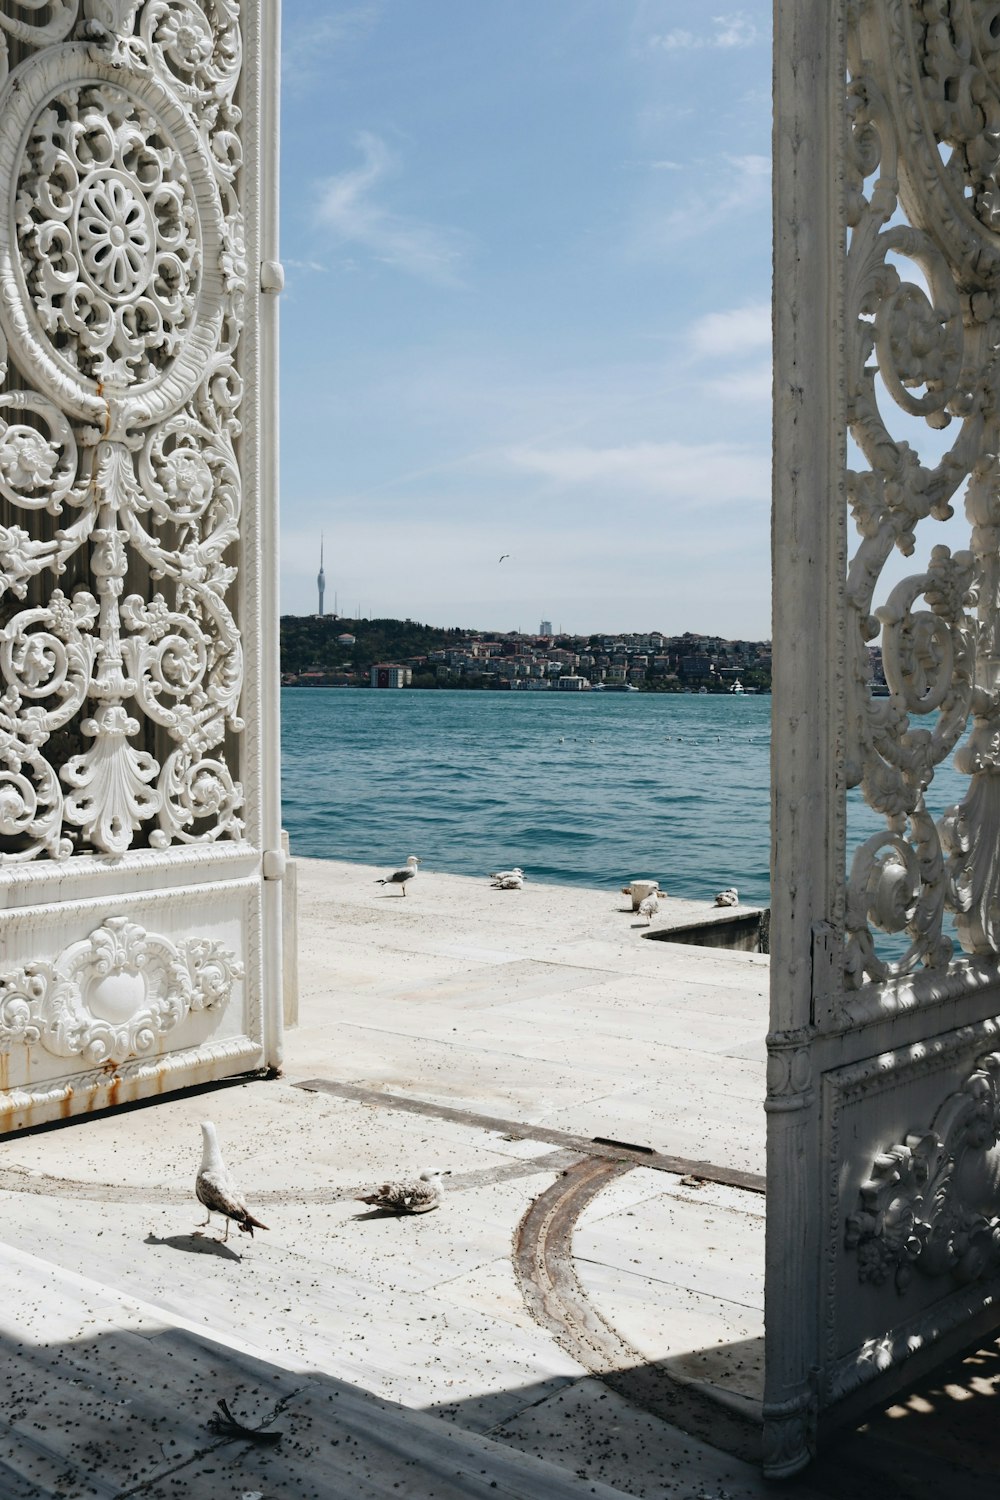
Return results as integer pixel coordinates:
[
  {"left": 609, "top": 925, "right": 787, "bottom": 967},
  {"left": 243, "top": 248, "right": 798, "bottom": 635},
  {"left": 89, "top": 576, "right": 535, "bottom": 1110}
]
[
  {"left": 0, "top": 0, "right": 282, "bottom": 1128},
  {"left": 0, "top": 875, "right": 262, "bottom": 1125},
  {"left": 770, "top": 0, "right": 1000, "bottom": 1476}
]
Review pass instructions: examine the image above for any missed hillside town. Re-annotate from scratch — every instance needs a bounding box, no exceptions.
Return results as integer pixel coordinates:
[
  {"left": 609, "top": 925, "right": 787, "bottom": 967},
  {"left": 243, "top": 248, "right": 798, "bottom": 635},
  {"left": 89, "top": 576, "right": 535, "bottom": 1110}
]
[{"left": 279, "top": 615, "right": 774, "bottom": 692}]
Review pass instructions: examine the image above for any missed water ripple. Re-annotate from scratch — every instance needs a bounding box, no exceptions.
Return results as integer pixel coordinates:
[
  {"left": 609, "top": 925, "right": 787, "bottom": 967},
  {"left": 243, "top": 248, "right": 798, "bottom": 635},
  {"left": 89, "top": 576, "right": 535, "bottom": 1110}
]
[{"left": 281, "top": 688, "right": 776, "bottom": 904}]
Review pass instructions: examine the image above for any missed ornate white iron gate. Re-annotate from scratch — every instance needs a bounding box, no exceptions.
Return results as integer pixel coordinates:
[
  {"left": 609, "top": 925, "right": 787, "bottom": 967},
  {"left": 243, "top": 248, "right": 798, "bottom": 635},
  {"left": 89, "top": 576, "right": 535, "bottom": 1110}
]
[
  {"left": 769, "top": 0, "right": 1000, "bottom": 1476},
  {"left": 0, "top": 0, "right": 283, "bottom": 1128}
]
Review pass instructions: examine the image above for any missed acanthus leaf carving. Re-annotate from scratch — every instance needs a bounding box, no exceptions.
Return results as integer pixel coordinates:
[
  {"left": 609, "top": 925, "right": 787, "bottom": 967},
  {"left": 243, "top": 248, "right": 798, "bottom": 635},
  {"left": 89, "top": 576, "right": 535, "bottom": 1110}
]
[
  {"left": 845, "top": 1050, "right": 1000, "bottom": 1292},
  {"left": 61, "top": 703, "right": 162, "bottom": 855}
]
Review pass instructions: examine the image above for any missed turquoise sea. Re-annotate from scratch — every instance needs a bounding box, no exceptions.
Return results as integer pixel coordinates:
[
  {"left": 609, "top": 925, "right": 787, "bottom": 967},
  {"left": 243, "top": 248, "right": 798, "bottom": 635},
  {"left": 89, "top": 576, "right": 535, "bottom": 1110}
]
[
  {"left": 281, "top": 687, "right": 774, "bottom": 904},
  {"left": 281, "top": 687, "right": 972, "bottom": 962}
]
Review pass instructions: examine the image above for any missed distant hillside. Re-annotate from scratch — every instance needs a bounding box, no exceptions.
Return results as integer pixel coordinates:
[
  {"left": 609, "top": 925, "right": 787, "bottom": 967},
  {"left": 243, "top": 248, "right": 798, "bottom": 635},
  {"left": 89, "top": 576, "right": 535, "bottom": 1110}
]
[
  {"left": 280, "top": 615, "right": 462, "bottom": 678},
  {"left": 279, "top": 614, "right": 772, "bottom": 692}
]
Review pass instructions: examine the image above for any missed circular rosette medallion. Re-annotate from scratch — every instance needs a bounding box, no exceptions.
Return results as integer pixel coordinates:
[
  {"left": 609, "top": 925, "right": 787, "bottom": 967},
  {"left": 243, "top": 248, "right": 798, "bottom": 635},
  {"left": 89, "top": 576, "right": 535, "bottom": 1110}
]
[
  {"left": 74, "top": 169, "right": 158, "bottom": 304},
  {"left": 0, "top": 45, "right": 226, "bottom": 434}
]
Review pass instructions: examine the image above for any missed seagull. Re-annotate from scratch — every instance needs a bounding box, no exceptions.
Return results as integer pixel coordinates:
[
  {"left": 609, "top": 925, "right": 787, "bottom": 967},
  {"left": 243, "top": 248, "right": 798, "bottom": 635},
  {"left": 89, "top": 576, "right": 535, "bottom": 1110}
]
[
  {"left": 357, "top": 1169, "right": 449, "bottom": 1214},
  {"left": 715, "top": 887, "right": 739, "bottom": 907},
  {"left": 195, "top": 1121, "right": 269, "bottom": 1241},
  {"left": 638, "top": 890, "right": 659, "bottom": 924},
  {"left": 375, "top": 854, "right": 420, "bottom": 895},
  {"left": 498, "top": 554, "right": 510, "bottom": 563},
  {"left": 491, "top": 869, "right": 524, "bottom": 890}
]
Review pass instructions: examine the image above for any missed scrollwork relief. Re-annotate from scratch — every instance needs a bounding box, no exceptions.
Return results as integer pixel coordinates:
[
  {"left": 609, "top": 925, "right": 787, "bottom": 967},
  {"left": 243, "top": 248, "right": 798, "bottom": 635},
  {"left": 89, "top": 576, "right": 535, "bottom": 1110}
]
[
  {"left": 0, "top": 1, "right": 246, "bottom": 863},
  {"left": 842, "top": 1, "right": 1000, "bottom": 985},
  {"left": 0, "top": 913, "right": 243, "bottom": 1065},
  {"left": 845, "top": 1049, "right": 1000, "bottom": 1292},
  {"left": 0, "top": 4, "right": 76, "bottom": 50}
]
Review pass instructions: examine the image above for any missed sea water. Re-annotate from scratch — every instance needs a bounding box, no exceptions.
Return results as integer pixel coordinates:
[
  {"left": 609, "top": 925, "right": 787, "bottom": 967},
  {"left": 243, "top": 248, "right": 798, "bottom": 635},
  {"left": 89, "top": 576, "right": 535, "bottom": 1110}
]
[
  {"left": 281, "top": 685, "right": 970, "bottom": 943},
  {"left": 281, "top": 688, "right": 776, "bottom": 903}
]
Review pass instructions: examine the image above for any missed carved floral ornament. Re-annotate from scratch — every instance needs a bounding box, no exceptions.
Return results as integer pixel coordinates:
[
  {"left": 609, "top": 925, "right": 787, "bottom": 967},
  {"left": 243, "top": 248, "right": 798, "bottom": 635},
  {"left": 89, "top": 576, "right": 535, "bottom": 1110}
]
[
  {"left": 0, "top": 914, "right": 243, "bottom": 1065},
  {"left": 0, "top": 0, "right": 246, "bottom": 863},
  {"left": 840, "top": 0, "right": 1000, "bottom": 985},
  {"left": 845, "top": 1049, "right": 1000, "bottom": 1292}
]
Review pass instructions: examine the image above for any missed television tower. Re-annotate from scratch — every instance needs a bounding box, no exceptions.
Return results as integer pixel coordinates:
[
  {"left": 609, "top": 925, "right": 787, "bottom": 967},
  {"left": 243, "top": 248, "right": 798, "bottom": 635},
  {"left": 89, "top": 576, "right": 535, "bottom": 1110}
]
[{"left": 317, "top": 535, "right": 326, "bottom": 616}]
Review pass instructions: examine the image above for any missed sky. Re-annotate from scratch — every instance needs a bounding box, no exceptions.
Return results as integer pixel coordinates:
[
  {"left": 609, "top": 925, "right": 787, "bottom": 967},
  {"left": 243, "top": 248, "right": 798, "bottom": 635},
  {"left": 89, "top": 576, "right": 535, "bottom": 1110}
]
[{"left": 278, "top": 2, "right": 774, "bottom": 638}]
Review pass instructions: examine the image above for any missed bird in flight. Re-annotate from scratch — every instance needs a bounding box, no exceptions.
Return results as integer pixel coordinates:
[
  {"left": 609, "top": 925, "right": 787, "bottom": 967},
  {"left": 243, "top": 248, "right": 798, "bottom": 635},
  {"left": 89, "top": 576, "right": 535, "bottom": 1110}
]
[{"left": 498, "top": 554, "right": 510, "bottom": 563}]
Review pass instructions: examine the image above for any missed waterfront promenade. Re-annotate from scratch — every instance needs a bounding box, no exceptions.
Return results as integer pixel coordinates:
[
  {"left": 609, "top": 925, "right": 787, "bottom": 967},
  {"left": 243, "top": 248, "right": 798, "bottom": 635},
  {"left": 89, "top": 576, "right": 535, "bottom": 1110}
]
[{"left": 0, "top": 858, "right": 995, "bottom": 1496}]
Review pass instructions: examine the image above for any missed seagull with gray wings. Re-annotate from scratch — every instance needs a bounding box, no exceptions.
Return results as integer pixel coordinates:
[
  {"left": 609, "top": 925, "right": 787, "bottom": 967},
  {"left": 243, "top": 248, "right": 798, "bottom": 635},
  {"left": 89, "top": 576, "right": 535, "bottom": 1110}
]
[
  {"left": 196, "top": 1121, "right": 269, "bottom": 1241},
  {"left": 375, "top": 854, "right": 420, "bottom": 895}
]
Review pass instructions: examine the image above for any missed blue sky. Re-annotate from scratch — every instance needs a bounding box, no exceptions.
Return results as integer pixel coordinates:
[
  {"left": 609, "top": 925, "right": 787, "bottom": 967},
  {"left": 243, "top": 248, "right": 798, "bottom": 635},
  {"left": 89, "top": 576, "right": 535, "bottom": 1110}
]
[{"left": 278, "top": 2, "right": 773, "bottom": 637}]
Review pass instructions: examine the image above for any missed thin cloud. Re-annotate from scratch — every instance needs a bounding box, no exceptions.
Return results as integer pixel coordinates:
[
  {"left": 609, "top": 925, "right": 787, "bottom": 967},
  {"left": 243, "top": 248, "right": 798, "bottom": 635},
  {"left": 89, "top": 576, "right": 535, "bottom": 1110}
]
[
  {"left": 685, "top": 304, "right": 771, "bottom": 405},
  {"left": 701, "top": 364, "right": 772, "bottom": 404},
  {"left": 650, "top": 13, "right": 758, "bottom": 51},
  {"left": 688, "top": 303, "right": 770, "bottom": 360},
  {"left": 630, "top": 151, "right": 770, "bottom": 251},
  {"left": 284, "top": 257, "right": 329, "bottom": 274},
  {"left": 283, "top": 4, "right": 382, "bottom": 91},
  {"left": 506, "top": 439, "right": 769, "bottom": 504},
  {"left": 728, "top": 152, "right": 770, "bottom": 178},
  {"left": 316, "top": 132, "right": 470, "bottom": 285}
]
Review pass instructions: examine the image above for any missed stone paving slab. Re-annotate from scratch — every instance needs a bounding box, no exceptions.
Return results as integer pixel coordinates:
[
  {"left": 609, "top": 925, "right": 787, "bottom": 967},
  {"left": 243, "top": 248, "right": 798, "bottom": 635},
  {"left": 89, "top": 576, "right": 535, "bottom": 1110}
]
[
  {"left": 0, "top": 856, "right": 996, "bottom": 1497},
  {"left": 0, "top": 1244, "right": 637, "bottom": 1500},
  {"left": 490, "top": 1378, "right": 773, "bottom": 1500}
]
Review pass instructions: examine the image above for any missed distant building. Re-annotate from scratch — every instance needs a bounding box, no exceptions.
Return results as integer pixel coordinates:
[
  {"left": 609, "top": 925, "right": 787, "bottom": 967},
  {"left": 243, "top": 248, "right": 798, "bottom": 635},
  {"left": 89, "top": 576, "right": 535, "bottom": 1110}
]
[
  {"left": 539, "top": 620, "right": 552, "bottom": 636},
  {"left": 337, "top": 633, "right": 356, "bottom": 646},
  {"left": 370, "top": 663, "right": 412, "bottom": 689},
  {"left": 557, "top": 675, "right": 589, "bottom": 691},
  {"left": 868, "top": 645, "right": 886, "bottom": 686},
  {"left": 317, "top": 535, "right": 326, "bottom": 616}
]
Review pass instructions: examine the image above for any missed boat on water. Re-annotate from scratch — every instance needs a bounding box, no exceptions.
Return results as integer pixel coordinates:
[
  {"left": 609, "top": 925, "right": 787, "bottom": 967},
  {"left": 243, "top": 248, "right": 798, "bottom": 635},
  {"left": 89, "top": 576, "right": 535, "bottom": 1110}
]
[{"left": 594, "top": 682, "right": 640, "bottom": 692}]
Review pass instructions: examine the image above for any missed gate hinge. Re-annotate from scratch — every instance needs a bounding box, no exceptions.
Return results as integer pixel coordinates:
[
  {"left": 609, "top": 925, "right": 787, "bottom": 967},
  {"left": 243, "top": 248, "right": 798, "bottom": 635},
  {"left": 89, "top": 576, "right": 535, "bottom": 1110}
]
[
  {"left": 262, "top": 847, "right": 286, "bottom": 881},
  {"left": 261, "top": 259, "right": 285, "bottom": 295}
]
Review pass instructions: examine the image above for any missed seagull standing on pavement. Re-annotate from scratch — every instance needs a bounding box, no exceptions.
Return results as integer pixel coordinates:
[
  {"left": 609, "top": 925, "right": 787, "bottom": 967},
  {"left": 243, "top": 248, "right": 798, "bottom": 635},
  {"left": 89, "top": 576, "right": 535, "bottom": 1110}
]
[
  {"left": 638, "top": 890, "right": 659, "bottom": 924},
  {"left": 357, "top": 1169, "right": 449, "bottom": 1214},
  {"left": 375, "top": 854, "right": 420, "bottom": 895},
  {"left": 195, "top": 1121, "right": 269, "bottom": 1241}
]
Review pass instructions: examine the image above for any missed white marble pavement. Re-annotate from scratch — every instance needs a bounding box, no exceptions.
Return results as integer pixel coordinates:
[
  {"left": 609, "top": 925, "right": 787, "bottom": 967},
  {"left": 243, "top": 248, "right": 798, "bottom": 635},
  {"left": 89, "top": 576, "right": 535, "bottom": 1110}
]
[{"left": 0, "top": 858, "right": 994, "bottom": 1497}]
